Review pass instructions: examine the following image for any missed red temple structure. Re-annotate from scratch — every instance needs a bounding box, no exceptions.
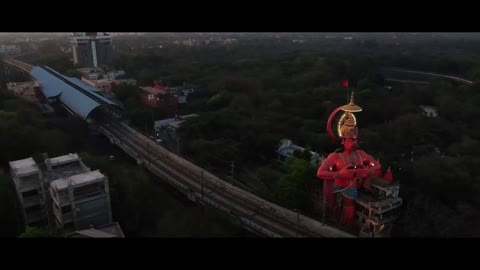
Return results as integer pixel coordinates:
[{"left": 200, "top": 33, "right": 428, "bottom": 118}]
[{"left": 317, "top": 92, "right": 402, "bottom": 237}]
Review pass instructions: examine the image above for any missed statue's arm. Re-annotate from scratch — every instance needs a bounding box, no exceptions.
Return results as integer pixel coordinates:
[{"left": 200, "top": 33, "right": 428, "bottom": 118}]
[
  {"left": 358, "top": 150, "right": 382, "bottom": 177},
  {"left": 317, "top": 153, "right": 339, "bottom": 181}
]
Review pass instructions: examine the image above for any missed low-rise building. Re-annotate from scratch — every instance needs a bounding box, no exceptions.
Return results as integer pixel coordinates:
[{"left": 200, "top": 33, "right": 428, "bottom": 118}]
[
  {"left": 277, "top": 139, "right": 322, "bottom": 166},
  {"left": 81, "top": 77, "right": 116, "bottom": 93},
  {"left": 420, "top": 105, "right": 438, "bottom": 117},
  {"left": 139, "top": 86, "right": 178, "bottom": 115},
  {"left": 77, "top": 68, "right": 136, "bottom": 96},
  {"left": 7, "top": 81, "right": 42, "bottom": 103},
  {"left": 154, "top": 114, "right": 199, "bottom": 138},
  {"left": 65, "top": 222, "right": 125, "bottom": 238}
]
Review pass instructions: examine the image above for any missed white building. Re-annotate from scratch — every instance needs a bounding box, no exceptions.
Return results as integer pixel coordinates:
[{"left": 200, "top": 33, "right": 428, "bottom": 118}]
[
  {"left": 0, "top": 44, "right": 21, "bottom": 56},
  {"left": 9, "top": 158, "right": 46, "bottom": 227},
  {"left": 71, "top": 32, "right": 112, "bottom": 68},
  {"left": 420, "top": 105, "right": 438, "bottom": 117},
  {"left": 50, "top": 170, "right": 112, "bottom": 232},
  {"left": 9, "top": 153, "right": 116, "bottom": 235},
  {"left": 277, "top": 139, "right": 322, "bottom": 166}
]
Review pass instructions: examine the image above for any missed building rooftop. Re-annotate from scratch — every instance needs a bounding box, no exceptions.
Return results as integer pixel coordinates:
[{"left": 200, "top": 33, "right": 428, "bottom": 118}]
[
  {"left": 155, "top": 118, "right": 176, "bottom": 128},
  {"left": 420, "top": 105, "right": 438, "bottom": 117},
  {"left": 277, "top": 139, "right": 321, "bottom": 165},
  {"left": 107, "top": 70, "right": 126, "bottom": 79},
  {"left": 47, "top": 153, "right": 79, "bottom": 166},
  {"left": 88, "top": 78, "right": 115, "bottom": 84},
  {"left": 70, "top": 229, "right": 115, "bottom": 238},
  {"left": 169, "top": 120, "right": 185, "bottom": 129},
  {"left": 140, "top": 86, "right": 169, "bottom": 95},
  {"left": 7, "top": 81, "right": 39, "bottom": 88},
  {"left": 278, "top": 141, "right": 319, "bottom": 156},
  {"left": 30, "top": 66, "right": 122, "bottom": 120},
  {"left": 77, "top": 67, "right": 103, "bottom": 74},
  {"left": 42, "top": 153, "right": 90, "bottom": 182},
  {"left": 65, "top": 222, "right": 124, "bottom": 238},
  {"left": 179, "top": 114, "right": 198, "bottom": 120},
  {"left": 51, "top": 170, "right": 104, "bottom": 191},
  {"left": 9, "top": 157, "right": 39, "bottom": 176},
  {"left": 71, "top": 33, "right": 111, "bottom": 40},
  {"left": 70, "top": 78, "right": 103, "bottom": 92}
]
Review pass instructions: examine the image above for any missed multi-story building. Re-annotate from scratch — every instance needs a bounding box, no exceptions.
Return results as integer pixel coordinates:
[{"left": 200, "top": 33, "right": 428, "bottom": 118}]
[
  {"left": 50, "top": 169, "right": 112, "bottom": 233},
  {"left": 77, "top": 68, "right": 137, "bottom": 95},
  {"left": 71, "top": 32, "right": 112, "bottom": 68},
  {"left": 9, "top": 153, "right": 117, "bottom": 236},
  {"left": 9, "top": 158, "right": 47, "bottom": 227}
]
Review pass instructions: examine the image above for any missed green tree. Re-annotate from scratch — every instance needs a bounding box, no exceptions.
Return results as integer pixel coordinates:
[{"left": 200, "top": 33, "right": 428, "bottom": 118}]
[
  {"left": 18, "top": 226, "right": 56, "bottom": 238},
  {"left": 112, "top": 84, "right": 139, "bottom": 101},
  {"left": 293, "top": 148, "right": 312, "bottom": 161},
  {"left": 207, "top": 93, "right": 231, "bottom": 110},
  {"left": 0, "top": 171, "right": 20, "bottom": 237},
  {"left": 65, "top": 69, "right": 82, "bottom": 79},
  {"left": 273, "top": 158, "right": 317, "bottom": 211}
]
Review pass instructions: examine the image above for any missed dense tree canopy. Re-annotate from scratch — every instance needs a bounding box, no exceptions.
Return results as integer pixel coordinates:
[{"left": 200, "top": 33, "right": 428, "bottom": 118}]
[
  {"left": 4, "top": 33, "right": 480, "bottom": 237},
  {"left": 107, "top": 35, "right": 480, "bottom": 237}
]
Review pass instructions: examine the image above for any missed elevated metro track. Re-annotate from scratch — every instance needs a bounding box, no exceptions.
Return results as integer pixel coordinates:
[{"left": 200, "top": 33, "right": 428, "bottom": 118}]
[
  {"left": 3, "top": 58, "right": 34, "bottom": 73},
  {"left": 100, "top": 120, "right": 356, "bottom": 238}
]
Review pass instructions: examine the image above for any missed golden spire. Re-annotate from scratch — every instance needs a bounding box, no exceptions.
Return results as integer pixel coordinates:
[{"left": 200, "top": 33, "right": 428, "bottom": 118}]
[{"left": 341, "top": 91, "right": 362, "bottom": 113}]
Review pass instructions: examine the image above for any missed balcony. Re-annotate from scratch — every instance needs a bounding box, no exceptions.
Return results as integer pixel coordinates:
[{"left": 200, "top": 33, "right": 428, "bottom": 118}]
[
  {"left": 26, "top": 211, "right": 43, "bottom": 224},
  {"left": 23, "top": 196, "right": 41, "bottom": 208},
  {"left": 51, "top": 191, "right": 71, "bottom": 207},
  {"left": 19, "top": 180, "right": 41, "bottom": 192},
  {"left": 62, "top": 212, "right": 73, "bottom": 223},
  {"left": 53, "top": 205, "right": 74, "bottom": 224}
]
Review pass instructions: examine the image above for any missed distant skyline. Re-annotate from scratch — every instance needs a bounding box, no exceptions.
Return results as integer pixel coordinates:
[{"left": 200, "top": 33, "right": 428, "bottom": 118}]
[{"left": 1, "top": 32, "right": 480, "bottom": 34}]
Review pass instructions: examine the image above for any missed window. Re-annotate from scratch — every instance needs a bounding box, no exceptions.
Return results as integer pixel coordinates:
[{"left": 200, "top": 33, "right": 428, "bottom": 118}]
[
  {"left": 63, "top": 221, "right": 74, "bottom": 231},
  {"left": 30, "top": 221, "right": 44, "bottom": 227},
  {"left": 62, "top": 205, "right": 72, "bottom": 213},
  {"left": 22, "top": 189, "right": 38, "bottom": 197},
  {"left": 20, "top": 174, "right": 39, "bottom": 186},
  {"left": 73, "top": 182, "right": 104, "bottom": 198},
  {"left": 51, "top": 161, "right": 80, "bottom": 171},
  {"left": 25, "top": 204, "right": 42, "bottom": 213}
]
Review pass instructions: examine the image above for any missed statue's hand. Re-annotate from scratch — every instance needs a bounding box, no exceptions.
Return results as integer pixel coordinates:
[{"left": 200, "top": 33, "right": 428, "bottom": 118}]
[
  {"left": 338, "top": 167, "right": 356, "bottom": 179},
  {"left": 356, "top": 168, "right": 371, "bottom": 178}
]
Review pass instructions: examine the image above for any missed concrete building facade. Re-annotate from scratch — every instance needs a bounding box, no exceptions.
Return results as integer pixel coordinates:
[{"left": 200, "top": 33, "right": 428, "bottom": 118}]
[
  {"left": 71, "top": 32, "right": 112, "bottom": 68},
  {"left": 277, "top": 139, "right": 322, "bottom": 166},
  {"left": 9, "top": 153, "right": 116, "bottom": 235},
  {"left": 6, "top": 81, "right": 42, "bottom": 103},
  {"left": 50, "top": 170, "right": 112, "bottom": 232},
  {"left": 9, "top": 158, "right": 48, "bottom": 227}
]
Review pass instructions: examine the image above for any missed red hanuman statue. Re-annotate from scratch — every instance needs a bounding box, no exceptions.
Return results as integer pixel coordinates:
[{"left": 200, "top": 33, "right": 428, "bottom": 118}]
[{"left": 317, "top": 93, "right": 382, "bottom": 226}]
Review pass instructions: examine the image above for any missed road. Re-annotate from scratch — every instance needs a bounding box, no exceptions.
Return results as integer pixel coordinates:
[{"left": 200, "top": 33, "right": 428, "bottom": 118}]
[
  {"left": 3, "top": 58, "right": 34, "bottom": 73},
  {"left": 383, "top": 67, "right": 473, "bottom": 85},
  {"left": 385, "top": 78, "right": 431, "bottom": 85}
]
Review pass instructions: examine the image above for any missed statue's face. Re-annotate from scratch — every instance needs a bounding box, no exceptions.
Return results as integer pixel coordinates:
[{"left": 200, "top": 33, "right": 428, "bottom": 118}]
[{"left": 343, "top": 136, "right": 358, "bottom": 151}]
